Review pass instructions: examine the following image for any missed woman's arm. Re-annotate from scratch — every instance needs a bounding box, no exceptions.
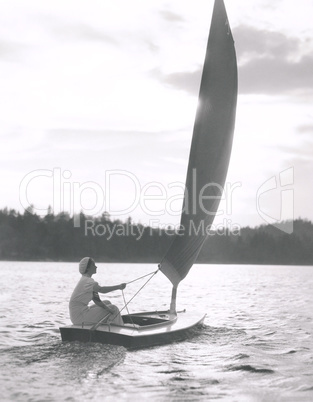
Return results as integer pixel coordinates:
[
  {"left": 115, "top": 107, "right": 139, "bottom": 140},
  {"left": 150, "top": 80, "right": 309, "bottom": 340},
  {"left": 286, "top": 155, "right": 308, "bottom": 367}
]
[
  {"left": 93, "top": 283, "right": 126, "bottom": 294},
  {"left": 92, "top": 292, "right": 115, "bottom": 314}
]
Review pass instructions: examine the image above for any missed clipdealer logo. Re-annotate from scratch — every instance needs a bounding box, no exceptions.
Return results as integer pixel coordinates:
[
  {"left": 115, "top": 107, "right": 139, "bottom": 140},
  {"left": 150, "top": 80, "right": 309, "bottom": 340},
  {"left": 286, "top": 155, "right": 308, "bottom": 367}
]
[
  {"left": 19, "top": 167, "right": 241, "bottom": 228},
  {"left": 19, "top": 167, "right": 294, "bottom": 234},
  {"left": 256, "top": 167, "right": 294, "bottom": 234}
]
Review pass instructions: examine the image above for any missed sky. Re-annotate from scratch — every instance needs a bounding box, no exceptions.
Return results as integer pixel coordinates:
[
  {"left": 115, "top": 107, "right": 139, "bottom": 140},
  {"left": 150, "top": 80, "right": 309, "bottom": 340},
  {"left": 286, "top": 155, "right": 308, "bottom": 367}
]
[{"left": 0, "top": 0, "right": 312, "bottom": 231}]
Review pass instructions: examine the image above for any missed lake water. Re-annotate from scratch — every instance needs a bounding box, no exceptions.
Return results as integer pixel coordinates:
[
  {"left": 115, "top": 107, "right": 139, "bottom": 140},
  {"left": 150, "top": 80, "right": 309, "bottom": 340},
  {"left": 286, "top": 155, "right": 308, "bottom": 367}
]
[{"left": 0, "top": 262, "right": 312, "bottom": 401}]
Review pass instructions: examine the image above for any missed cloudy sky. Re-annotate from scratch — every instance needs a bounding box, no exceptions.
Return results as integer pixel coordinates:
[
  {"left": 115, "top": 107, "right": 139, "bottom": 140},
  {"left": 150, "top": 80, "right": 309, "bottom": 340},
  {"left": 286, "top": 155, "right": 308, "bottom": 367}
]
[{"left": 0, "top": 0, "right": 312, "bottom": 230}]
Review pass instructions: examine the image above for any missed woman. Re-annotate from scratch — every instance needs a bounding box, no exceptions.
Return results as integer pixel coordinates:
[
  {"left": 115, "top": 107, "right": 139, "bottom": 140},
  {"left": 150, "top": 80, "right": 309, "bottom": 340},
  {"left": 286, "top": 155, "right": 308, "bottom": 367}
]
[{"left": 69, "top": 257, "right": 126, "bottom": 326}]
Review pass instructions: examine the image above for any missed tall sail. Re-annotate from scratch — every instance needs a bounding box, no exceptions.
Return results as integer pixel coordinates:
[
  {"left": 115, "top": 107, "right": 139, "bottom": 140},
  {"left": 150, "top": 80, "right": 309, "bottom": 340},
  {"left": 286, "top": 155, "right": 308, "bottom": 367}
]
[{"left": 160, "top": 0, "right": 237, "bottom": 286}]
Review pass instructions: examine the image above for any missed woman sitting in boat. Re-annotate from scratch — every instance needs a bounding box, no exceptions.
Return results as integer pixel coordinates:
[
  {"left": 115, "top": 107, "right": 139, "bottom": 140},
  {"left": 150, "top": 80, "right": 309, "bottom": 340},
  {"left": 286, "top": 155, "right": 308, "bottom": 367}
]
[{"left": 69, "top": 257, "right": 126, "bottom": 326}]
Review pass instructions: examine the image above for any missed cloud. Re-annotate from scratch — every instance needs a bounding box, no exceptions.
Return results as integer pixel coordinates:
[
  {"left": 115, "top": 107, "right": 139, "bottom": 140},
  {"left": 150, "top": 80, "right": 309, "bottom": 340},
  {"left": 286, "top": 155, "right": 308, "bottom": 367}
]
[
  {"left": 151, "top": 25, "right": 313, "bottom": 97},
  {"left": 0, "top": 40, "right": 26, "bottom": 61},
  {"left": 233, "top": 25, "right": 300, "bottom": 60},
  {"left": 150, "top": 68, "right": 200, "bottom": 96},
  {"left": 280, "top": 139, "right": 313, "bottom": 161},
  {"left": 0, "top": 12, "right": 118, "bottom": 66},
  {"left": 238, "top": 53, "right": 313, "bottom": 95},
  {"left": 234, "top": 25, "right": 313, "bottom": 95},
  {"left": 159, "top": 10, "right": 185, "bottom": 23},
  {"left": 42, "top": 15, "right": 118, "bottom": 45},
  {"left": 297, "top": 125, "right": 313, "bottom": 135}
]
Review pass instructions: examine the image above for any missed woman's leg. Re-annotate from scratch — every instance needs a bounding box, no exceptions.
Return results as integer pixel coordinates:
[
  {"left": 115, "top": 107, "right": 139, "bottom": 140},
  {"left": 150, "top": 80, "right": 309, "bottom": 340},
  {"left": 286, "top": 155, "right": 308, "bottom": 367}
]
[
  {"left": 106, "top": 305, "right": 123, "bottom": 325},
  {"left": 83, "top": 304, "right": 123, "bottom": 326}
]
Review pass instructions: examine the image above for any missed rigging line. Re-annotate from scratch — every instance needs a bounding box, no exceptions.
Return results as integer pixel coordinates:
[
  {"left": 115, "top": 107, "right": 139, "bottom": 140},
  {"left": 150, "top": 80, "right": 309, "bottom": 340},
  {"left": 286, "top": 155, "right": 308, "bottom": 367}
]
[
  {"left": 122, "top": 290, "right": 131, "bottom": 315},
  {"left": 90, "top": 269, "right": 159, "bottom": 331},
  {"left": 118, "top": 268, "right": 159, "bottom": 315},
  {"left": 121, "top": 289, "right": 135, "bottom": 327},
  {"left": 109, "top": 268, "right": 159, "bottom": 325},
  {"left": 126, "top": 268, "right": 159, "bottom": 285}
]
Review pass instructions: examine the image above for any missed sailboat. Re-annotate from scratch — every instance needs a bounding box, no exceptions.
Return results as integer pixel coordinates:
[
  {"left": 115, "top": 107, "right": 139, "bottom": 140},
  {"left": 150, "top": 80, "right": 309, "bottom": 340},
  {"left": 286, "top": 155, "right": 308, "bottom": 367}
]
[{"left": 59, "top": 0, "right": 237, "bottom": 348}]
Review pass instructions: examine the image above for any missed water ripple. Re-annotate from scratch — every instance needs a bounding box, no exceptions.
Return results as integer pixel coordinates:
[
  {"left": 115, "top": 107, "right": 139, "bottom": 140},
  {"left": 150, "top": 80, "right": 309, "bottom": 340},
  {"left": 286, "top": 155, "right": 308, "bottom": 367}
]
[
  {"left": 226, "top": 364, "right": 275, "bottom": 374},
  {"left": 1, "top": 262, "right": 313, "bottom": 401}
]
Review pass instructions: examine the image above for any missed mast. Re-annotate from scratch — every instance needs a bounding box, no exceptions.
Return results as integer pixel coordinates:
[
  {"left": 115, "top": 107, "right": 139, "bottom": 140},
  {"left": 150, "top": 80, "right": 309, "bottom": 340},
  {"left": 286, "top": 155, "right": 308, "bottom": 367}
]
[{"left": 170, "top": 286, "right": 177, "bottom": 314}]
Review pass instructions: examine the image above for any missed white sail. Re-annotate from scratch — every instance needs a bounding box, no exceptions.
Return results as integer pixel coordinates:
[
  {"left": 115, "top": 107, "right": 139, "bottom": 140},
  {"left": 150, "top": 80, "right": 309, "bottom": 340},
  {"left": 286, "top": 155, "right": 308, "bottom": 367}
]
[{"left": 160, "top": 0, "right": 238, "bottom": 286}]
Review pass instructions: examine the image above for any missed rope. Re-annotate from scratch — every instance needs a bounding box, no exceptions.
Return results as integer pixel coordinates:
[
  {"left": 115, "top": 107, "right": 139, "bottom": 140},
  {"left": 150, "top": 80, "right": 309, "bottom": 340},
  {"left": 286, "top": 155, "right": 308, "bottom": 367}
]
[
  {"left": 121, "top": 289, "right": 136, "bottom": 327},
  {"left": 90, "top": 268, "right": 159, "bottom": 331},
  {"left": 122, "top": 290, "right": 131, "bottom": 315},
  {"left": 89, "top": 311, "right": 111, "bottom": 331},
  {"left": 118, "top": 268, "right": 159, "bottom": 315},
  {"left": 119, "top": 268, "right": 160, "bottom": 327},
  {"left": 125, "top": 268, "right": 159, "bottom": 285}
]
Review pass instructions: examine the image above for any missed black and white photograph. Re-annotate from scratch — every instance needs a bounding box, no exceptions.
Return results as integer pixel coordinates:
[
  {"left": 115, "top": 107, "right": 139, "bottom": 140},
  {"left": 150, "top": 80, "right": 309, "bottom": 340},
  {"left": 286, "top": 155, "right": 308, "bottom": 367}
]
[{"left": 1, "top": 0, "right": 312, "bottom": 400}]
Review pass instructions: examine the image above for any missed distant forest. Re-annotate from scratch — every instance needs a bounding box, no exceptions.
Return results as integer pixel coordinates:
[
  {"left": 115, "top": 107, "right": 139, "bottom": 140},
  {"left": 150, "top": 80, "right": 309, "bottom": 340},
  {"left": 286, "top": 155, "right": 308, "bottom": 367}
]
[{"left": 0, "top": 208, "right": 313, "bottom": 265}]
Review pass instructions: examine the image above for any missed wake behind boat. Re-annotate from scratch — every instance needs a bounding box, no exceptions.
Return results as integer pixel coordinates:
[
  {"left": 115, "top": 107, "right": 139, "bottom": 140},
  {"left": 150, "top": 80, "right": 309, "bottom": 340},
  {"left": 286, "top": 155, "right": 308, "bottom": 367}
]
[{"left": 60, "top": 0, "right": 237, "bottom": 348}]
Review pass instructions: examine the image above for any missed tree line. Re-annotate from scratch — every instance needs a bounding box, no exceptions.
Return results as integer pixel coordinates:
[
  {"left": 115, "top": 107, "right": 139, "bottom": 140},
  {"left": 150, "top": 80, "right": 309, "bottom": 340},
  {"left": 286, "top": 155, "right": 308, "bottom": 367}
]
[{"left": 0, "top": 208, "right": 312, "bottom": 265}]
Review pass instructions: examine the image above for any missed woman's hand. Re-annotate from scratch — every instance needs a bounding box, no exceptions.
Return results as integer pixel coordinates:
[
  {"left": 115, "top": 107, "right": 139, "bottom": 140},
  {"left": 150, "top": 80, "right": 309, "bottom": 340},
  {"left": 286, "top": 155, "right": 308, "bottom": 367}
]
[{"left": 119, "top": 283, "right": 126, "bottom": 290}]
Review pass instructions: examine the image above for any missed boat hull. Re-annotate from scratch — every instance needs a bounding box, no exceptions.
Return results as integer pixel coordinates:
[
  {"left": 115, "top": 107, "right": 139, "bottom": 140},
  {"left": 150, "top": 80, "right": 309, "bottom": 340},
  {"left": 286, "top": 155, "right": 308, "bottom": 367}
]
[{"left": 59, "top": 310, "right": 205, "bottom": 348}]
